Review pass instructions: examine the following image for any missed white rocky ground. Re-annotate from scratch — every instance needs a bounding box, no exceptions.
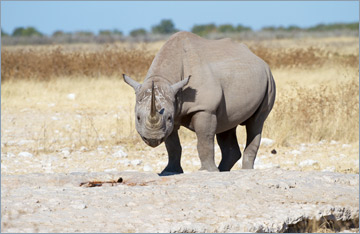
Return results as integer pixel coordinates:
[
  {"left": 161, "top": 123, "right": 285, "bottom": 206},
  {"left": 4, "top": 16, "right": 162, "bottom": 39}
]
[{"left": 1, "top": 169, "right": 359, "bottom": 233}]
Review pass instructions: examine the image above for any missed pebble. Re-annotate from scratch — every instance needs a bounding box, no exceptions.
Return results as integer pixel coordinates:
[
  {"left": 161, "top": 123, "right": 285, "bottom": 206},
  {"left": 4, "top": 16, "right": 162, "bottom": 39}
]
[
  {"left": 131, "top": 159, "right": 142, "bottom": 166},
  {"left": 261, "top": 138, "right": 275, "bottom": 147},
  {"left": 143, "top": 165, "right": 153, "bottom": 172},
  {"left": 67, "top": 93, "right": 76, "bottom": 100},
  {"left": 299, "top": 159, "right": 319, "bottom": 167},
  {"left": 18, "top": 152, "right": 33, "bottom": 158},
  {"left": 112, "top": 149, "right": 128, "bottom": 158},
  {"left": 290, "top": 150, "right": 301, "bottom": 155},
  {"left": 71, "top": 203, "right": 87, "bottom": 209}
]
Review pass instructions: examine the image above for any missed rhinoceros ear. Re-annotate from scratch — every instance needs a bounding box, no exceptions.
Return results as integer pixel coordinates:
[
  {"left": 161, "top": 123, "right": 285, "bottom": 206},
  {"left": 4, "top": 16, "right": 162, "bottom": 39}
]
[
  {"left": 171, "top": 75, "right": 191, "bottom": 94},
  {"left": 123, "top": 74, "right": 141, "bottom": 91}
]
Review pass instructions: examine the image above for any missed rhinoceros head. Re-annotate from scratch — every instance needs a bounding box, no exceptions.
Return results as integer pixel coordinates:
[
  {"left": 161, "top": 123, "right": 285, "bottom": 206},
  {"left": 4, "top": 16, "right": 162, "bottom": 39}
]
[{"left": 123, "top": 74, "right": 189, "bottom": 147}]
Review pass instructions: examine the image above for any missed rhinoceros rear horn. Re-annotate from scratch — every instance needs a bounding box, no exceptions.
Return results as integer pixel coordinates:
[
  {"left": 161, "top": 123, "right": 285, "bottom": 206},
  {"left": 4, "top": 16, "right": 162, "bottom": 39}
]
[
  {"left": 171, "top": 75, "right": 191, "bottom": 94},
  {"left": 123, "top": 74, "right": 141, "bottom": 91}
]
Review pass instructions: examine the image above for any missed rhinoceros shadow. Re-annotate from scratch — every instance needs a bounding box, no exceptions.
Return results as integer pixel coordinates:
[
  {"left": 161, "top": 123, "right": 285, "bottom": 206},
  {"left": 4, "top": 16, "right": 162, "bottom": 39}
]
[{"left": 181, "top": 87, "right": 197, "bottom": 103}]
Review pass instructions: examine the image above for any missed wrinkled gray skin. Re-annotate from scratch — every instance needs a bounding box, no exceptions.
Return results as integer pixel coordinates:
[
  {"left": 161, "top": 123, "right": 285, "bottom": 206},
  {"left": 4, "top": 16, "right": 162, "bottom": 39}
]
[{"left": 123, "top": 31, "right": 276, "bottom": 175}]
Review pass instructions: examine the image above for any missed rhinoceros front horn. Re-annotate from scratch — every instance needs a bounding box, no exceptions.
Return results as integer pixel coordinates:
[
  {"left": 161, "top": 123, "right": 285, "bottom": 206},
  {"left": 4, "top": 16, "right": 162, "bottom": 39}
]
[
  {"left": 147, "top": 81, "right": 161, "bottom": 127},
  {"left": 150, "top": 81, "right": 157, "bottom": 118}
]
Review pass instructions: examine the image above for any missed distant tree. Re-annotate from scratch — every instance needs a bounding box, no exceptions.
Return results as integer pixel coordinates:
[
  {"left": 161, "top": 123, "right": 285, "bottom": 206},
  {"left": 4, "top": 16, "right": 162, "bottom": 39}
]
[
  {"left": 307, "top": 22, "right": 359, "bottom": 32},
  {"left": 112, "top": 29, "right": 123, "bottom": 35},
  {"left": 130, "top": 28, "right": 147, "bottom": 37},
  {"left": 1, "top": 29, "right": 8, "bottom": 36},
  {"left": 99, "top": 30, "right": 112, "bottom": 36},
  {"left": 261, "top": 26, "right": 277, "bottom": 32},
  {"left": 12, "top": 26, "right": 43, "bottom": 37},
  {"left": 74, "top": 31, "right": 94, "bottom": 36},
  {"left": 218, "top": 24, "right": 235, "bottom": 33},
  {"left": 151, "top": 19, "right": 177, "bottom": 34},
  {"left": 286, "top": 25, "right": 301, "bottom": 32},
  {"left": 235, "top": 24, "right": 252, "bottom": 32},
  {"left": 52, "top": 30, "right": 65, "bottom": 37},
  {"left": 12, "top": 27, "right": 26, "bottom": 36},
  {"left": 345, "top": 22, "right": 359, "bottom": 30},
  {"left": 191, "top": 23, "right": 217, "bottom": 36}
]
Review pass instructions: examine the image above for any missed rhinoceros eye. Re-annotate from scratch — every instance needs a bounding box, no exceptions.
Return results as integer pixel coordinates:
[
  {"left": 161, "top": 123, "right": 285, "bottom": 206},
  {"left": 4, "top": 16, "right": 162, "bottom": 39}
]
[
  {"left": 137, "top": 115, "right": 140, "bottom": 121},
  {"left": 159, "top": 108, "right": 165, "bottom": 115}
]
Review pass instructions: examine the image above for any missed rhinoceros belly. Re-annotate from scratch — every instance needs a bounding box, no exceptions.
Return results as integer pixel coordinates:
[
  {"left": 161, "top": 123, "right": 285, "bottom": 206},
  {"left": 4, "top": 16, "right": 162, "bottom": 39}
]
[{"left": 214, "top": 63, "right": 268, "bottom": 133}]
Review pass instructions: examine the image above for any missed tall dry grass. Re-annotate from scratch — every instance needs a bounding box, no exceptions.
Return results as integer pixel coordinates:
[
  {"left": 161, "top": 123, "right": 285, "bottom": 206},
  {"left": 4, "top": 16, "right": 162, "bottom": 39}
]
[
  {"left": 1, "top": 44, "right": 154, "bottom": 81},
  {"left": 264, "top": 71, "right": 358, "bottom": 145},
  {"left": 1, "top": 38, "right": 359, "bottom": 150},
  {"left": 2, "top": 39, "right": 358, "bottom": 81}
]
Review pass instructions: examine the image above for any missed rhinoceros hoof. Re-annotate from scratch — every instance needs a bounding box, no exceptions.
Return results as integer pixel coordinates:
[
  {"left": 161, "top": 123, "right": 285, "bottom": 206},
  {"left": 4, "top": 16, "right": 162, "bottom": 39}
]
[{"left": 158, "top": 171, "right": 183, "bottom": 177}]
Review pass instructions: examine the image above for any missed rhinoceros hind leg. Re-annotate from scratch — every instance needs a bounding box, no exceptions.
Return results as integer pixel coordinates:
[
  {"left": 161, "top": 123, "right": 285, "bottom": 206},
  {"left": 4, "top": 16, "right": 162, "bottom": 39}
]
[
  {"left": 217, "top": 127, "right": 241, "bottom": 171},
  {"left": 242, "top": 122, "right": 263, "bottom": 169},
  {"left": 161, "top": 129, "right": 184, "bottom": 175}
]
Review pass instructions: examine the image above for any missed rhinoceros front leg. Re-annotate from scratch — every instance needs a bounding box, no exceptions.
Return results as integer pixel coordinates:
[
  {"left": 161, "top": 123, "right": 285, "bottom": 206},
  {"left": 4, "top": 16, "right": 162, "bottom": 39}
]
[
  {"left": 192, "top": 112, "right": 219, "bottom": 172},
  {"left": 160, "top": 129, "right": 183, "bottom": 176}
]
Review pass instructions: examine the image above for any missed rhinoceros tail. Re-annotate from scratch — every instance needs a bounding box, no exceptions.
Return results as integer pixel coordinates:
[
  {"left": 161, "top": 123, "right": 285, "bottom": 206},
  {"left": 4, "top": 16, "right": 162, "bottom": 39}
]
[{"left": 267, "top": 70, "right": 276, "bottom": 113}]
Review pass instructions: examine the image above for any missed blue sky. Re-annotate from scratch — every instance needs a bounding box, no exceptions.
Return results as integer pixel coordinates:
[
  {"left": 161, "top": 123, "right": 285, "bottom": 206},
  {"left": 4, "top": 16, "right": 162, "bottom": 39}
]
[{"left": 1, "top": 1, "right": 359, "bottom": 36}]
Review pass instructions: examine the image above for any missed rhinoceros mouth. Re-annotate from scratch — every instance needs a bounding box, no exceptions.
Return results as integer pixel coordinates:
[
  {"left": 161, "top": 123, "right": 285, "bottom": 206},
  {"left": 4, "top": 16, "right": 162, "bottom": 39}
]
[{"left": 142, "top": 136, "right": 165, "bottom": 147}]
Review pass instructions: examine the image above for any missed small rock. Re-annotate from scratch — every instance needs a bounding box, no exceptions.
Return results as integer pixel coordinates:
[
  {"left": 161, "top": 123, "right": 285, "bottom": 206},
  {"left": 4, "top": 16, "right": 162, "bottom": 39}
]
[
  {"left": 17, "top": 140, "right": 35, "bottom": 145},
  {"left": 255, "top": 162, "right": 280, "bottom": 169},
  {"left": 61, "top": 150, "right": 70, "bottom": 156},
  {"left": 261, "top": 138, "right": 275, "bottom": 147},
  {"left": 118, "top": 159, "right": 130, "bottom": 167},
  {"left": 112, "top": 148, "right": 128, "bottom": 158},
  {"left": 71, "top": 203, "right": 87, "bottom": 209},
  {"left": 342, "top": 144, "right": 352, "bottom": 148},
  {"left": 67, "top": 93, "right": 76, "bottom": 100},
  {"left": 79, "top": 146, "right": 88, "bottom": 152},
  {"left": 126, "top": 202, "right": 137, "bottom": 207},
  {"left": 143, "top": 165, "right": 153, "bottom": 172},
  {"left": 104, "top": 168, "right": 117, "bottom": 172},
  {"left": 290, "top": 150, "right": 301, "bottom": 155},
  {"left": 6, "top": 152, "right": 15, "bottom": 158},
  {"left": 131, "top": 159, "right": 142, "bottom": 166},
  {"left": 271, "top": 149, "right": 277, "bottom": 154},
  {"left": 299, "top": 159, "right": 318, "bottom": 167},
  {"left": 18, "top": 152, "right": 33, "bottom": 158},
  {"left": 330, "top": 140, "right": 338, "bottom": 145},
  {"left": 322, "top": 166, "right": 336, "bottom": 172}
]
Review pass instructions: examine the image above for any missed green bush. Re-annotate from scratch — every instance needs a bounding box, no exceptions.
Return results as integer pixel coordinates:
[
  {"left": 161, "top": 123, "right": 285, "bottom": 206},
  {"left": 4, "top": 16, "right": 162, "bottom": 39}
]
[
  {"left": 191, "top": 24, "right": 217, "bottom": 36},
  {"left": 130, "top": 28, "right": 147, "bottom": 37},
  {"left": 12, "top": 27, "right": 43, "bottom": 37},
  {"left": 151, "top": 19, "right": 177, "bottom": 34}
]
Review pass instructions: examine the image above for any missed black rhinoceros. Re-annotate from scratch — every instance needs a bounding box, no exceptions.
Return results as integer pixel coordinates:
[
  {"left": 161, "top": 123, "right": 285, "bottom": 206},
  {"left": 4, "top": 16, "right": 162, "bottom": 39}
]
[{"left": 123, "top": 31, "right": 276, "bottom": 175}]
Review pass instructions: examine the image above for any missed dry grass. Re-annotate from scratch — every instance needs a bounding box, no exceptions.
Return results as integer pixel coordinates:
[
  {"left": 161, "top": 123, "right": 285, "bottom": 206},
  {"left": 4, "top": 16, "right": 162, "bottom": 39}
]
[
  {"left": 1, "top": 43, "right": 155, "bottom": 81},
  {"left": 2, "top": 37, "right": 358, "bottom": 82}
]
